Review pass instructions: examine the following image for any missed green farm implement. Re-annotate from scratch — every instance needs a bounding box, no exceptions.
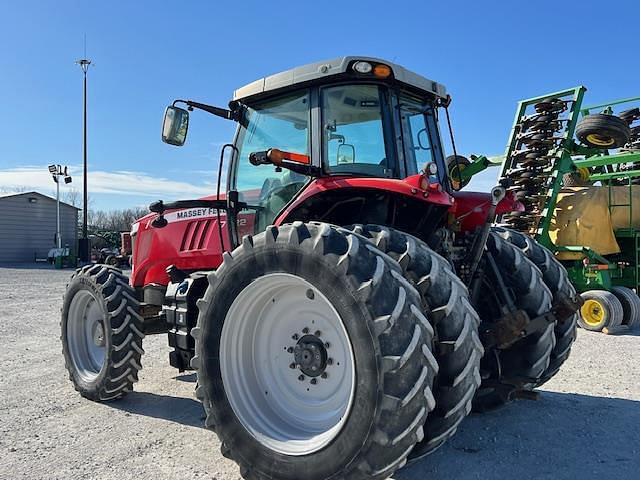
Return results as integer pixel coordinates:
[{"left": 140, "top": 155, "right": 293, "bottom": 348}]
[{"left": 459, "top": 88, "right": 640, "bottom": 331}]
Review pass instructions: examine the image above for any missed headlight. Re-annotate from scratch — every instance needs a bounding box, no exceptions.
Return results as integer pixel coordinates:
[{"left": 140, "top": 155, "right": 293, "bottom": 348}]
[
  {"left": 352, "top": 61, "right": 373, "bottom": 74},
  {"left": 425, "top": 162, "right": 438, "bottom": 176}
]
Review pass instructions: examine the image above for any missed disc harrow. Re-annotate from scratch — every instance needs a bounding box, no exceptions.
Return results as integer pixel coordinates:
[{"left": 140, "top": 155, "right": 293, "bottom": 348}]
[
  {"left": 621, "top": 108, "right": 640, "bottom": 153},
  {"left": 500, "top": 97, "right": 574, "bottom": 234}
]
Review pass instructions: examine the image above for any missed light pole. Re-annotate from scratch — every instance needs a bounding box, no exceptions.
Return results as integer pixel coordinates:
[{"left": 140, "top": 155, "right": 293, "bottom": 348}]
[
  {"left": 76, "top": 58, "right": 91, "bottom": 262},
  {"left": 48, "top": 165, "right": 72, "bottom": 249}
]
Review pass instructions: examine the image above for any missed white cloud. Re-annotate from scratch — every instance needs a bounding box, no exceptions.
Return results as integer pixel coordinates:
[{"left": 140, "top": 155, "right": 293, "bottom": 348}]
[{"left": 0, "top": 165, "right": 214, "bottom": 198}]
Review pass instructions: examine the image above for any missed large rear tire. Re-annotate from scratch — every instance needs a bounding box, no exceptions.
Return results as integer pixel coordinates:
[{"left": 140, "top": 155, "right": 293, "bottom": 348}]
[
  {"left": 473, "top": 232, "right": 555, "bottom": 411},
  {"left": 491, "top": 227, "right": 578, "bottom": 387},
  {"left": 61, "top": 264, "right": 144, "bottom": 401},
  {"left": 192, "top": 222, "right": 439, "bottom": 480},
  {"left": 347, "top": 224, "right": 482, "bottom": 458}
]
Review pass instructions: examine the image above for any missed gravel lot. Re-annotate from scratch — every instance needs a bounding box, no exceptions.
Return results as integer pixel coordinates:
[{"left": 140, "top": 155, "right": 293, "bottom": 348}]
[{"left": 1, "top": 265, "right": 639, "bottom": 480}]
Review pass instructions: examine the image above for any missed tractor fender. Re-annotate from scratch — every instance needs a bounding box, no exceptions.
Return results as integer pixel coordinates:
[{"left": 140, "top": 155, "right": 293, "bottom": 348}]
[{"left": 277, "top": 175, "right": 452, "bottom": 221}]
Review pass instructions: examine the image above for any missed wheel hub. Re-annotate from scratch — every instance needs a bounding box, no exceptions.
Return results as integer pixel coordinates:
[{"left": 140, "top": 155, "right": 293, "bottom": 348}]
[
  {"left": 92, "top": 321, "right": 105, "bottom": 347},
  {"left": 581, "top": 298, "right": 604, "bottom": 326},
  {"left": 66, "top": 289, "right": 107, "bottom": 382},
  {"left": 294, "top": 335, "right": 327, "bottom": 377},
  {"left": 219, "top": 273, "right": 355, "bottom": 455}
]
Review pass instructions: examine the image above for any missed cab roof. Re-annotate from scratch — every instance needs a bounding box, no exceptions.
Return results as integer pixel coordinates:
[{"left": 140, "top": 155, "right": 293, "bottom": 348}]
[{"left": 233, "top": 56, "right": 447, "bottom": 102}]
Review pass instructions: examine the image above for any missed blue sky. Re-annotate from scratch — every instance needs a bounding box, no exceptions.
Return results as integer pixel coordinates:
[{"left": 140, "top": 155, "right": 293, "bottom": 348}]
[{"left": 0, "top": 0, "right": 638, "bottom": 210}]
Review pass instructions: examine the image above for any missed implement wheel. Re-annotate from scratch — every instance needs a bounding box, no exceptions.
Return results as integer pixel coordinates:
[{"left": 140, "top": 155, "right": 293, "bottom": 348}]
[
  {"left": 447, "top": 155, "right": 471, "bottom": 190},
  {"left": 192, "top": 222, "right": 438, "bottom": 480},
  {"left": 492, "top": 227, "right": 578, "bottom": 387},
  {"left": 61, "top": 264, "right": 144, "bottom": 401},
  {"left": 579, "top": 290, "right": 623, "bottom": 331},
  {"left": 610, "top": 287, "right": 639, "bottom": 328},
  {"left": 473, "top": 233, "right": 555, "bottom": 412},
  {"left": 576, "top": 114, "right": 631, "bottom": 149},
  {"left": 348, "top": 225, "right": 483, "bottom": 458}
]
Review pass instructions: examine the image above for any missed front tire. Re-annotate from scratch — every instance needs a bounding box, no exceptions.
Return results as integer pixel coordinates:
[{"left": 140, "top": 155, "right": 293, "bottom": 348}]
[
  {"left": 192, "top": 222, "right": 439, "bottom": 480},
  {"left": 61, "top": 264, "right": 144, "bottom": 401},
  {"left": 347, "top": 224, "right": 482, "bottom": 458}
]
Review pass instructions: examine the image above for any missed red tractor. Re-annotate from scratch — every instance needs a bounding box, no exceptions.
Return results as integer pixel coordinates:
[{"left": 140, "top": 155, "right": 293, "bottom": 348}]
[{"left": 61, "top": 57, "right": 580, "bottom": 480}]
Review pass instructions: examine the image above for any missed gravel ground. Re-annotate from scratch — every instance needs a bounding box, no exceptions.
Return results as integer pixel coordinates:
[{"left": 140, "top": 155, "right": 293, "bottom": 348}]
[{"left": 1, "top": 265, "right": 639, "bottom": 480}]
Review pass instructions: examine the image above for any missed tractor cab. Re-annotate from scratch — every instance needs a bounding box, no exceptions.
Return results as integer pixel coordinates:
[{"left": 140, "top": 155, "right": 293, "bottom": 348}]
[{"left": 161, "top": 57, "right": 452, "bottom": 234}]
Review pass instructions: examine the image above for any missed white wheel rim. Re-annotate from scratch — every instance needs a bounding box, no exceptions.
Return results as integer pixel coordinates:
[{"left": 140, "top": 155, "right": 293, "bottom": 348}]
[
  {"left": 220, "top": 273, "right": 356, "bottom": 456},
  {"left": 67, "top": 290, "right": 106, "bottom": 382}
]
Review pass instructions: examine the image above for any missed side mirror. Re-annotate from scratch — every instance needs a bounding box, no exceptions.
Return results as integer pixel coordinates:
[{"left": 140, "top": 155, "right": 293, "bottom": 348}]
[
  {"left": 337, "top": 143, "right": 355, "bottom": 164},
  {"left": 162, "top": 106, "right": 189, "bottom": 146}
]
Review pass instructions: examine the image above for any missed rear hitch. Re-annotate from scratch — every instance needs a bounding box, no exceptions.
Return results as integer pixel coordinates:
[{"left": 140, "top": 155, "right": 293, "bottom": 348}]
[
  {"left": 482, "top": 309, "right": 557, "bottom": 349},
  {"left": 552, "top": 292, "right": 584, "bottom": 322},
  {"left": 512, "top": 389, "right": 540, "bottom": 401}
]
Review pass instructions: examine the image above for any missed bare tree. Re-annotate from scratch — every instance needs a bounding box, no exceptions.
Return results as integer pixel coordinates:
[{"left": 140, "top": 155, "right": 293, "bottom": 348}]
[
  {"left": 89, "top": 207, "right": 148, "bottom": 232},
  {"left": 0, "top": 185, "right": 29, "bottom": 193},
  {"left": 62, "top": 187, "right": 81, "bottom": 207}
]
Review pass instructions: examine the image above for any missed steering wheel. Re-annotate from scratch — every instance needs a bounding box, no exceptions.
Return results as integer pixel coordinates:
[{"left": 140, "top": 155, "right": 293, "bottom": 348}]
[{"left": 259, "top": 177, "right": 283, "bottom": 201}]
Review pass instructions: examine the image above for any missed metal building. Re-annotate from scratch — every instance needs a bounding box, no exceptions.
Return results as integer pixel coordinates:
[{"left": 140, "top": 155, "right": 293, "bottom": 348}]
[{"left": 0, "top": 191, "right": 79, "bottom": 263}]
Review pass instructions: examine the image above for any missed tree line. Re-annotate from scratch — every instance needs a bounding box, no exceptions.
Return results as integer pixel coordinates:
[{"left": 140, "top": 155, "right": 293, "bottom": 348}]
[{"left": 62, "top": 188, "right": 148, "bottom": 232}]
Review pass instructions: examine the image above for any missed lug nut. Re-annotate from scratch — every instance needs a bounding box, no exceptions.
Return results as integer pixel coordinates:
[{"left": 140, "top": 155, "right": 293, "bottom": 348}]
[
  {"left": 324, "top": 342, "right": 330, "bottom": 348},
  {"left": 321, "top": 372, "right": 328, "bottom": 379},
  {"left": 287, "top": 347, "right": 294, "bottom": 353},
  {"left": 302, "top": 327, "right": 310, "bottom": 334},
  {"left": 292, "top": 334, "right": 299, "bottom": 340},
  {"left": 310, "top": 378, "right": 318, "bottom": 385},
  {"left": 327, "top": 358, "right": 333, "bottom": 365},
  {"left": 298, "top": 375, "right": 305, "bottom": 381},
  {"left": 289, "top": 363, "right": 296, "bottom": 369},
  {"left": 314, "top": 330, "right": 321, "bottom": 337}
]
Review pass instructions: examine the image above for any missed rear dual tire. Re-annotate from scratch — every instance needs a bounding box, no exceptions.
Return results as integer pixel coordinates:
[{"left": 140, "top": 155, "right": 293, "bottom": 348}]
[
  {"left": 473, "top": 232, "right": 555, "bottom": 411},
  {"left": 492, "top": 227, "right": 578, "bottom": 387},
  {"left": 347, "top": 224, "right": 482, "bottom": 458},
  {"left": 193, "top": 222, "right": 439, "bottom": 480}
]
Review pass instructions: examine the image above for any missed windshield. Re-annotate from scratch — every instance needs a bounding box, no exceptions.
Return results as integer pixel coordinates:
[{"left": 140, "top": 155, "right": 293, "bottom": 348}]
[
  {"left": 233, "top": 90, "right": 310, "bottom": 232},
  {"left": 321, "top": 84, "right": 394, "bottom": 177}
]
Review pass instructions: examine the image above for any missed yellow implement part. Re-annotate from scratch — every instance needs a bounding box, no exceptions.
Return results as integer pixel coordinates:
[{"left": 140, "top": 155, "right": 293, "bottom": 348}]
[
  {"left": 586, "top": 133, "right": 616, "bottom": 147},
  {"left": 550, "top": 187, "right": 620, "bottom": 259},
  {"left": 581, "top": 298, "right": 606, "bottom": 328}
]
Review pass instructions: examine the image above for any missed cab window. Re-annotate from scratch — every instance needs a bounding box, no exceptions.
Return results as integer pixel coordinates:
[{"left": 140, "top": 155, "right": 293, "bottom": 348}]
[
  {"left": 399, "top": 94, "right": 447, "bottom": 186},
  {"left": 321, "top": 84, "right": 393, "bottom": 177},
  {"left": 234, "top": 91, "right": 310, "bottom": 231}
]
